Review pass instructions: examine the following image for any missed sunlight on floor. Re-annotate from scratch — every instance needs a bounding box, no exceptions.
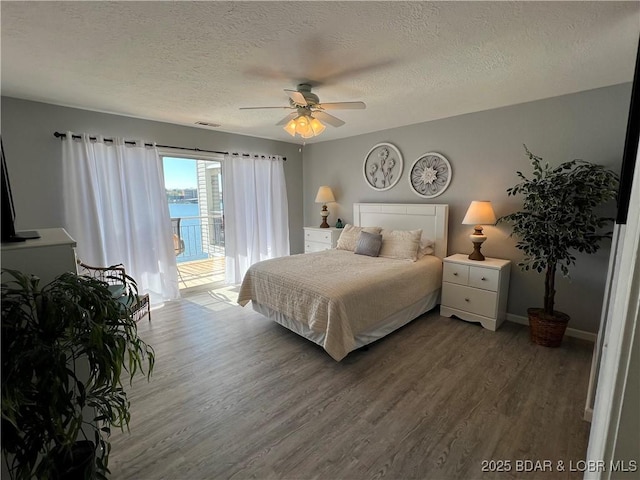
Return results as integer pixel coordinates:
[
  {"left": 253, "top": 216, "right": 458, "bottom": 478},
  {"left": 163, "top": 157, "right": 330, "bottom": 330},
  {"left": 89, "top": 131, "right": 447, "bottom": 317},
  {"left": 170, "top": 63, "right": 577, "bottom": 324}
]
[{"left": 181, "top": 282, "right": 242, "bottom": 311}]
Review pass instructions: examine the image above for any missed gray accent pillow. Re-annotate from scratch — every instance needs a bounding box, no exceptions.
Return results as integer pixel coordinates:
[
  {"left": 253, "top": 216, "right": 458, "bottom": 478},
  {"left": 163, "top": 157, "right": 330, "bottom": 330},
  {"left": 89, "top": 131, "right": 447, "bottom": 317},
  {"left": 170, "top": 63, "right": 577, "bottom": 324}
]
[
  {"left": 354, "top": 231, "right": 383, "bottom": 257},
  {"left": 336, "top": 224, "right": 382, "bottom": 251}
]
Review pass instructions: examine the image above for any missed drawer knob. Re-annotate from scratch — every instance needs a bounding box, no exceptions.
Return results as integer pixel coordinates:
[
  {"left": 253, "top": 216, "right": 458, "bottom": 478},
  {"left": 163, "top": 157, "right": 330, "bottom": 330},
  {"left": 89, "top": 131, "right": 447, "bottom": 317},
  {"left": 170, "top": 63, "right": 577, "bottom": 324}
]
[
  {"left": 453, "top": 272, "right": 458, "bottom": 276},
  {"left": 464, "top": 298, "right": 470, "bottom": 302},
  {"left": 481, "top": 277, "right": 487, "bottom": 281}
]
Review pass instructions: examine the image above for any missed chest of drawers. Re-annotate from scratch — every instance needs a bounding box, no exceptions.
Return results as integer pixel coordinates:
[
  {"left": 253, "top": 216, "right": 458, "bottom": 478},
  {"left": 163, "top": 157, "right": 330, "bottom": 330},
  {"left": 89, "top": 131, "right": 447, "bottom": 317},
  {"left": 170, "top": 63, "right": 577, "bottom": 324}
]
[
  {"left": 303, "top": 227, "right": 341, "bottom": 253},
  {"left": 1, "top": 228, "right": 77, "bottom": 285},
  {"left": 440, "top": 254, "right": 511, "bottom": 331}
]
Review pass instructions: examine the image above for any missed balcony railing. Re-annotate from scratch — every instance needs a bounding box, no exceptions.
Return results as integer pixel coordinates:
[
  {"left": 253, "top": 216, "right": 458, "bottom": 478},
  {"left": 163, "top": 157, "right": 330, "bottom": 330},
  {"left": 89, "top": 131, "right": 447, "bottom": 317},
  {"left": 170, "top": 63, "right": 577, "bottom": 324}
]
[{"left": 172, "top": 215, "right": 224, "bottom": 263}]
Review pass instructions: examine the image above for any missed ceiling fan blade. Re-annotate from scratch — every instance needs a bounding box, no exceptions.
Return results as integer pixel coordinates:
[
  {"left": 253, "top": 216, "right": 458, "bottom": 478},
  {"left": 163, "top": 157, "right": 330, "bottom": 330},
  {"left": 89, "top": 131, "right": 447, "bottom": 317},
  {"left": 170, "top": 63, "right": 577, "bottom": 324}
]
[
  {"left": 239, "top": 106, "right": 294, "bottom": 110},
  {"left": 313, "top": 111, "right": 345, "bottom": 127},
  {"left": 317, "top": 101, "right": 366, "bottom": 110},
  {"left": 276, "top": 112, "right": 297, "bottom": 126},
  {"left": 313, "top": 59, "right": 397, "bottom": 86},
  {"left": 284, "top": 89, "right": 308, "bottom": 106}
]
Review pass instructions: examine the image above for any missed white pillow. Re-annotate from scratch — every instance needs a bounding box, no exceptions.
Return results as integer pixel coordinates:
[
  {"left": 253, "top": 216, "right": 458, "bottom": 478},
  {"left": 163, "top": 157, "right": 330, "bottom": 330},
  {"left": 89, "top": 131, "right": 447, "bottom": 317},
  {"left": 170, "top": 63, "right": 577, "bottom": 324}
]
[
  {"left": 336, "top": 224, "right": 382, "bottom": 251},
  {"left": 417, "top": 238, "right": 435, "bottom": 258},
  {"left": 379, "top": 229, "right": 423, "bottom": 261}
]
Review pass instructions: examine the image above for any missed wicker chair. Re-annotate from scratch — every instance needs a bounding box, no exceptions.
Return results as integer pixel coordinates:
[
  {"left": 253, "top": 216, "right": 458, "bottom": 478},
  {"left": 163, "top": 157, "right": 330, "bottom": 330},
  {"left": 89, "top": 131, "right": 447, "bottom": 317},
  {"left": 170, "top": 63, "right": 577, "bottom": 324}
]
[
  {"left": 171, "top": 218, "right": 185, "bottom": 257},
  {"left": 76, "top": 260, "right": 151, "bottom": 322}
]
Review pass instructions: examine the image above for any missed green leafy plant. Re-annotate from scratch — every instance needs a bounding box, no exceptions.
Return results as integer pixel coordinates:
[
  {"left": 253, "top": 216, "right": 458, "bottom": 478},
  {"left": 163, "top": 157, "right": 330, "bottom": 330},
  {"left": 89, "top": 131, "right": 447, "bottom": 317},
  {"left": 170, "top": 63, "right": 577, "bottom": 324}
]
[
  {"left": 499, "top": 145, "right": 619, "bottom": 316},
  {"left": 1, "top": 269, "right": 155, "bottom": 479}
]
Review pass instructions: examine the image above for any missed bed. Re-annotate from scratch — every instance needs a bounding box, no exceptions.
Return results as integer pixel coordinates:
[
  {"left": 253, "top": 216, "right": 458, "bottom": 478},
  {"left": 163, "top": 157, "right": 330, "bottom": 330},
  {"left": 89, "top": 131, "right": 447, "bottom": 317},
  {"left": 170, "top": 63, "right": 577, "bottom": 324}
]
[{"left": 238, "top": 203, "right": 449, "bottom": 361}]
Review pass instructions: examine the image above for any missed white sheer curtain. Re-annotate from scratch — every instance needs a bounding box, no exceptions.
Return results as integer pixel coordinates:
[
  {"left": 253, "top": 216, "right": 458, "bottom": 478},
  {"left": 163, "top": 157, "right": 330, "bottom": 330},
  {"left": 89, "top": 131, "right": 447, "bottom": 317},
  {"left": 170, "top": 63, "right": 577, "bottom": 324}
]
[
  {"left": 223, "top": 154, "right": 290, "bottom": 284},
  {"left": 62, "top": 132, "right": 179, "bottom": 305}
]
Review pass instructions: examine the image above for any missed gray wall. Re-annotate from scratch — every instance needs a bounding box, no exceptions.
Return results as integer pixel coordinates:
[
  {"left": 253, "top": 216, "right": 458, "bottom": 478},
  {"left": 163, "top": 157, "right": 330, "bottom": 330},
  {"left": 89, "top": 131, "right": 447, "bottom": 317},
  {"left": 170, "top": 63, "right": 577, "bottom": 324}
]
[
  {"left": 2, "top": 85, "right": 632, "bottom": 333},
  {"left": 0, "top": 97, "right": 304, "bottom": 254},
  {"left": 303, "top": 84, "right": 632, "bottom": 333}
]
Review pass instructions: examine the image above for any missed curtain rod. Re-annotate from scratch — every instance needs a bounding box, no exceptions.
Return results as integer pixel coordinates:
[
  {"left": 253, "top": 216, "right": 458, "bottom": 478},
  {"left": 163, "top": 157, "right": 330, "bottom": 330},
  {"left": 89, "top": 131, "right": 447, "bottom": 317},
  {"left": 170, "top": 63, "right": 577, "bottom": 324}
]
[{"left": 53, "top": 132, "right": 286, "bottom": 161}]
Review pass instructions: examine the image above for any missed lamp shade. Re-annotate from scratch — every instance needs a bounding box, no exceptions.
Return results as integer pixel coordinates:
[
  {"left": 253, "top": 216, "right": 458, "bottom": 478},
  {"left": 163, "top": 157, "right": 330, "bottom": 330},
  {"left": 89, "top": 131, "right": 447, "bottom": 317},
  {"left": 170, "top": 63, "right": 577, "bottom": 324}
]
[
  {"left": 284, "top": 119, "right": 297, "bottom": 136},
  {"left": 309, "top": 117, "right": 326, "bottom": 135},
  {"left": 315, "top": 186, "right": 335, "bottom": 204},
  {"left": 462, "top": 201, "right": 496, "bottom": 225}
]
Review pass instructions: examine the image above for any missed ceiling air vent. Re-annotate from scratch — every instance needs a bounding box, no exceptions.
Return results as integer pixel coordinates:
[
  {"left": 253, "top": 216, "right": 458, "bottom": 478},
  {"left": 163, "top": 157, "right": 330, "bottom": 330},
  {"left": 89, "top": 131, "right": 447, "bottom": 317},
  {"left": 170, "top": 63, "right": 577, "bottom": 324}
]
[{"left": 195, "top": 121, "right": 221, "bottom": 128}]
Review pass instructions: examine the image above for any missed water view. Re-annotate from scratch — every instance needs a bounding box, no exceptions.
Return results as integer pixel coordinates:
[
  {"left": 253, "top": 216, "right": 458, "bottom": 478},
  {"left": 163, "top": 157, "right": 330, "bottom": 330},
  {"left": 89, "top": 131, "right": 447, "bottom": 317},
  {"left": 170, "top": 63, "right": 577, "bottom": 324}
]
[{"left": 169, "top": 202, "right": 208, "bottom": 262}]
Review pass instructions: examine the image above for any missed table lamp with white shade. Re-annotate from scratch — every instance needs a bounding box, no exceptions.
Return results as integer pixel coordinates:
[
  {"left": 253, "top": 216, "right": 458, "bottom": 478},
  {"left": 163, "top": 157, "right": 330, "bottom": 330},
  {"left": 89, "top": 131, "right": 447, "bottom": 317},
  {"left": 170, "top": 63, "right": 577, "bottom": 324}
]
[
  {"left": 315, "top": 186, "right": 336, "bottom": 228},
  {"left": 462, "top": 200, "right": 497, "bottom": 261}
]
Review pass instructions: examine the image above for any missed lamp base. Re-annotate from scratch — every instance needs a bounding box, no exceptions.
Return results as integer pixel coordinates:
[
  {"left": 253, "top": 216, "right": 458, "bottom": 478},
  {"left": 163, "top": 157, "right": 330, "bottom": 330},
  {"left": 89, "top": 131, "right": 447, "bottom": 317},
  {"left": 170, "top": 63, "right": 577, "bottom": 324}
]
[
  {"left": 319, "top": 205, "right": 330, "bottom": 228},
  {"left": 468, "top": 233, "right": 487, "bottom": 261},
  {"left": 468, "top": 245, "right": 485, "bottom": 261}
]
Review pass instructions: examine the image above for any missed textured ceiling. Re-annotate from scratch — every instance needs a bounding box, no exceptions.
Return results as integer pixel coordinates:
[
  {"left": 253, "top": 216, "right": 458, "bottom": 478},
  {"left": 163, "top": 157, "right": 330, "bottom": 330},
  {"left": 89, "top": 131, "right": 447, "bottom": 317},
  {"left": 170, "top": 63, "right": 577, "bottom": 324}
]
[{"left": 1, "top": 1, "right": 639, "bottom": 144}]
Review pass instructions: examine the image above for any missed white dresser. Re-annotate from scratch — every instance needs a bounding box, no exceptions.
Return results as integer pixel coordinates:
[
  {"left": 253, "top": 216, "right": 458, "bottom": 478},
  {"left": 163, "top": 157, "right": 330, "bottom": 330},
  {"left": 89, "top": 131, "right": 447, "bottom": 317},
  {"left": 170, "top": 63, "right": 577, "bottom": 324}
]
[
  {"left": 1, "top": 227, "right": 88, "bottom": 471},
  {"left": 440, "top": 253, "right": 511, "bottom": 331},
  {"left": 1, "top": 228, "right": 77, "bottom": 285},
  {"left": 303, "top": 227, "right": 341, "bottom": 253}
]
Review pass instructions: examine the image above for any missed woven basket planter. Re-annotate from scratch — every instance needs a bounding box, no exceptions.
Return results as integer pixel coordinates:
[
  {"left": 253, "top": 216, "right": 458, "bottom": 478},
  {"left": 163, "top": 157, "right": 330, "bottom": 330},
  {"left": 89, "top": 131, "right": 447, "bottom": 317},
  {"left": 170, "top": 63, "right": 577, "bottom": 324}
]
[{"left": 527, "top": 308, "right": 570, "bottom": 347}]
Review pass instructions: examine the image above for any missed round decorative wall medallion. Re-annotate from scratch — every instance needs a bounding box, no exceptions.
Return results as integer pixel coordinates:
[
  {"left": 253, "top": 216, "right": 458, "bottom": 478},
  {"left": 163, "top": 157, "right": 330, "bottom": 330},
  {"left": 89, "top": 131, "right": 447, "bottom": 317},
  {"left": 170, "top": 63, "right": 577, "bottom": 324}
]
[
  {"left": 408, "top": 152, "right": 452, "bottom": 198},
  {"left": 363, "top": 143, "right": 403, "bottom": 191}
]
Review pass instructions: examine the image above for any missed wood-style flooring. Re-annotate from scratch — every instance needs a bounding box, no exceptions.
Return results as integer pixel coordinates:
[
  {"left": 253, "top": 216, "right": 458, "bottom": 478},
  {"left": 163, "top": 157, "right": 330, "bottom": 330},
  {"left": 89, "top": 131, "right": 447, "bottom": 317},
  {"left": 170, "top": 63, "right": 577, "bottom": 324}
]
[
  {"left": 176, "top": 257, "right": 225, "bottom": 289},
  {"left": 109, "top": 292, "right": 593, "bottom": 480}
]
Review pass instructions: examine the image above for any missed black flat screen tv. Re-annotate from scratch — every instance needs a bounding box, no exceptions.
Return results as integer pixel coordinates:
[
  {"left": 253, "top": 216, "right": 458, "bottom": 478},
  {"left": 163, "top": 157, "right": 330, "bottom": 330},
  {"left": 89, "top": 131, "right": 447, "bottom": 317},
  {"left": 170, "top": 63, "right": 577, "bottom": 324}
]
[
  {"left": 1, "top": 137, "right": 26, "bottom": 243},
  {"left": 617, "top": 37, "right": 640, "bottom": 225}
]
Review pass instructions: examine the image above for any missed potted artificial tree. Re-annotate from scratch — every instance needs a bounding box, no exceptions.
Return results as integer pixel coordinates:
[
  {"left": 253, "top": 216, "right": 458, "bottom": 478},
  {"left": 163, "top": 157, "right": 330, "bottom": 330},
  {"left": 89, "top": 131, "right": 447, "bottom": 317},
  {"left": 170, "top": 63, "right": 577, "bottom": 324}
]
[
  {"left": 499, "top": 145, "right": 619, "bottom": 347},
  {"left": 1, "top": 269, "right": 155, "bottom": 479}
]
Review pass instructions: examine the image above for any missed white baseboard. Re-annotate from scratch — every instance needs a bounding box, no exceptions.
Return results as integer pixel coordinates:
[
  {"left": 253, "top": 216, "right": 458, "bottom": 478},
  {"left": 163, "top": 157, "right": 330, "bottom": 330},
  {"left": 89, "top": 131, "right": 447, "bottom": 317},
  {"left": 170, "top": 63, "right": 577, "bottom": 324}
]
[
  {"left": 506, "top": 313, "right": 597, "bottom": 343},
  {"left": 584, "top": 407, "right": 593, "bottom": 423}
]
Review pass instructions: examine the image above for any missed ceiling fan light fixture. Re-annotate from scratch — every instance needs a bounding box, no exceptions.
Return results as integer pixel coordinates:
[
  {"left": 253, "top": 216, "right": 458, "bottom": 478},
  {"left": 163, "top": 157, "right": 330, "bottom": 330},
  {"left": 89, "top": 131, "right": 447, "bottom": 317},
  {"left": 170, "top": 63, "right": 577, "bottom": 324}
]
[
  {"left": 310, "top": 117, "right": 326, "bottom": 135},
  {"left": 245, "top": 84, "right": 366, "bottom": 138},
  {"left": 282, "top": 112, "right": 327, "bottom": 139},
  {"left": 295, "top": 115, "right": 313, "bottom": 137},
  {"left": 284, "top": 119, "right": 297, "bottom": 136}
]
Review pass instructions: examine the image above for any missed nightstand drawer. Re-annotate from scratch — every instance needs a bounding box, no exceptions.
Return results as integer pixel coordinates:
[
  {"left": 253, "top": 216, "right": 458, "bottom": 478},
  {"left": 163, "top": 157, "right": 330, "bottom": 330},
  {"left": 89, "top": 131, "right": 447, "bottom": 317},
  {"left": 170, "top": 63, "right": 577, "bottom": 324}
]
[
  {"left": 305, "top": 229, "right": 334, "bottom": 243},
  {"left": 443, "top": 262, "right": 469, "bottom": 285},
  {"left": 441, "top": 254, "right": 511, "bottom": 331},
  {"left": 442, "top": 283, "right": 497, "bottom": 319},
  {"left": 303, "top": 227, "right": 340, "bottom": 253},
  {"left": 305, "top": 241, "right": 331, "bottom": 253},
  {"left": 468, "top": 266, "right": 499, "bottom": 291}
]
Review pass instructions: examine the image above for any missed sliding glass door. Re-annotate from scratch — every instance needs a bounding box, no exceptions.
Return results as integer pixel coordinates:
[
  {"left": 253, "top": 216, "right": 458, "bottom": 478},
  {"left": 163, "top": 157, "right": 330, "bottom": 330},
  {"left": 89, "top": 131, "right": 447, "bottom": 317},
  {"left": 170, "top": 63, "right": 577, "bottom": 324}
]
[{"left": 162, "top": 155, "right": 225, "bottom": 290}]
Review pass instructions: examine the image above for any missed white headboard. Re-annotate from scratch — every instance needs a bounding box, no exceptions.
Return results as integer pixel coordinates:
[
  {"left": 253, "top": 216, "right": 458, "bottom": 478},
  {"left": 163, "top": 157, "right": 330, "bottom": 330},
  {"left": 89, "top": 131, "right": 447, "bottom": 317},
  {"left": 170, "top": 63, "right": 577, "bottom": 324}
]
[{"left": 353, "top": 203, "right": 449, "bottom": 259}]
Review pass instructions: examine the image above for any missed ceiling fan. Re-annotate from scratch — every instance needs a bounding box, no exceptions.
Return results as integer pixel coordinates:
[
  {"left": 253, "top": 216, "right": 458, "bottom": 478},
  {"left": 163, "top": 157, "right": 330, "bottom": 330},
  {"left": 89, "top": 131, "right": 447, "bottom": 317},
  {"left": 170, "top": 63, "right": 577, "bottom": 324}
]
[{"left": 240, "top": 83, "right": 366, "bottom": 138}]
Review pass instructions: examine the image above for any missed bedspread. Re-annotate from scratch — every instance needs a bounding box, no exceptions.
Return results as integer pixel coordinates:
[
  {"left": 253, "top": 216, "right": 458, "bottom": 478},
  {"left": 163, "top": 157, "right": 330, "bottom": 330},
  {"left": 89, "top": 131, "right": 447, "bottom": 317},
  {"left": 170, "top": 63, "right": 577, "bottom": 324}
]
[{"left": 237, "top": 249, "right": 442, "bottom": 360}]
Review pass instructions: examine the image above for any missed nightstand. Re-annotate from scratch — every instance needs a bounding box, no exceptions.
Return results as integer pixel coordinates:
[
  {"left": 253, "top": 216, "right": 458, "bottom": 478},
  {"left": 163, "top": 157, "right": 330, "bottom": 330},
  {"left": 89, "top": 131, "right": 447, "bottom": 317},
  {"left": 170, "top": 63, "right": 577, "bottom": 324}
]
[
  {"left": 303, "top": 227, "right": 341, "bottom": 253},
  {"left": 440, "top": 254, "right": 511, "bottom": 331}
]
